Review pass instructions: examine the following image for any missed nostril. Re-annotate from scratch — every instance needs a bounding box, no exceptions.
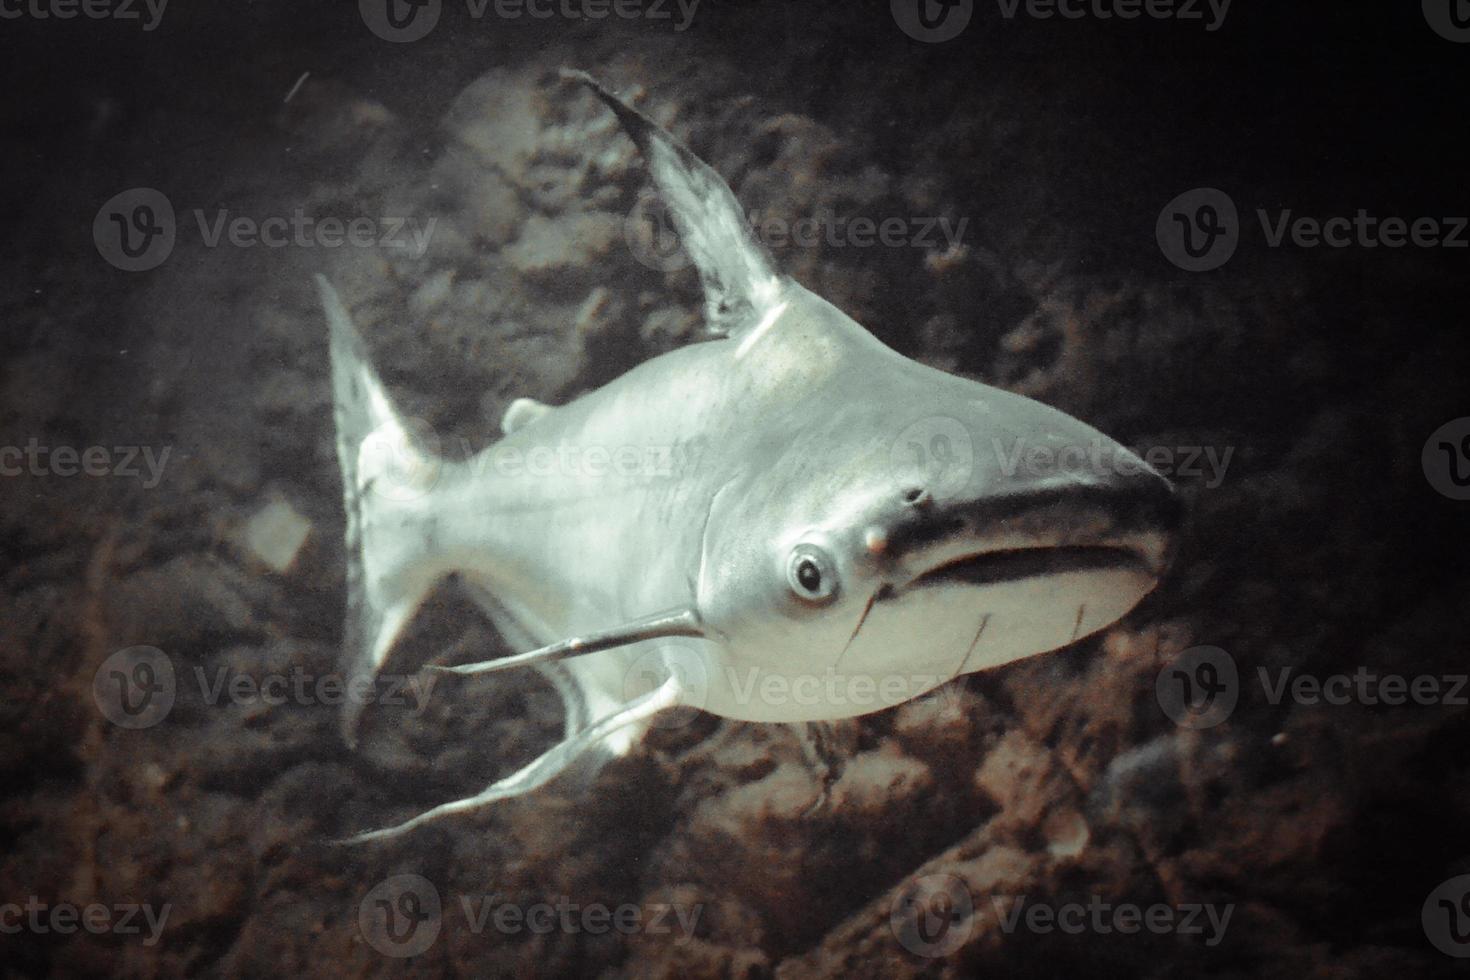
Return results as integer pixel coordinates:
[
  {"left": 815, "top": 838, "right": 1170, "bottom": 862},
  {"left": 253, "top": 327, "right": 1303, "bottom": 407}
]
[{"left": 902, "top": 486, "right": 931, "bottom": 507}]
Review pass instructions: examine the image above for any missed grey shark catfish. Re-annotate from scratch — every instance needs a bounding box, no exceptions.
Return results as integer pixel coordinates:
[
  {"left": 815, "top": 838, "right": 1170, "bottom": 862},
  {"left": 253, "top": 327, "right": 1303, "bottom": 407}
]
[{"left": 321, "top": 71, "right": 1180, "bottom": 842}]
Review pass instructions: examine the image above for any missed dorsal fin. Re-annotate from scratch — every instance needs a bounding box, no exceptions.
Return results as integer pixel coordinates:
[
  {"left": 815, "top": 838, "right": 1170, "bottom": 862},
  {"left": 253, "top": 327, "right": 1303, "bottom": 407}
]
[{"left": 562, "top": 69, "right": 783, "bottom": 339}]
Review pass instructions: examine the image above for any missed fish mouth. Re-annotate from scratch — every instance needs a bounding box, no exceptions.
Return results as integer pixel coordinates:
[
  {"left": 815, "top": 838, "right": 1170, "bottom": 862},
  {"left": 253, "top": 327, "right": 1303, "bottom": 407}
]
[
  {"left": 884, "top": 472, "right": 1182, "bottom": 597},
  {"left": 835, "top": 534, "right": 1169, "bottom": 691},
  {"left": 903, "top": 542, "right": 1158, "bottom": 592}
]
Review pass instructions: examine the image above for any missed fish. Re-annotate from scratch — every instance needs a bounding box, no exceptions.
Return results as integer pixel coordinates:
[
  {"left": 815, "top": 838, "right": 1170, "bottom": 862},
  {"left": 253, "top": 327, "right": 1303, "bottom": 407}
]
[{"left": 320, "top": 70, "right": 1181, "bottom": 843}]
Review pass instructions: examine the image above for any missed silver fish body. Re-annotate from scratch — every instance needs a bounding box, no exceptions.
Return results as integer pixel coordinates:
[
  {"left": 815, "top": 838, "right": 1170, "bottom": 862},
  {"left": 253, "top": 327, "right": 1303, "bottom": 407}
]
[{"left": 322, "top": 72, "right": 1179, "bottom": 841}]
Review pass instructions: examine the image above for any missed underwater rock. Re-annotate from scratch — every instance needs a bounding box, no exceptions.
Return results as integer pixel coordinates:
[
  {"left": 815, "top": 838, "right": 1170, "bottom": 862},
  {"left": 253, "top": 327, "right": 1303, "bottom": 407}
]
[{"left": 238, "top": 498, "right": 312, "bottom": 575}]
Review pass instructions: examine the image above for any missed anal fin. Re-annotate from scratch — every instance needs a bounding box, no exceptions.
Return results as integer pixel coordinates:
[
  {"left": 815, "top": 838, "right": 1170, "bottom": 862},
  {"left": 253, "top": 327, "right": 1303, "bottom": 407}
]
[{"left": 340, "top": 677, "right": 680, "bottom": 843}]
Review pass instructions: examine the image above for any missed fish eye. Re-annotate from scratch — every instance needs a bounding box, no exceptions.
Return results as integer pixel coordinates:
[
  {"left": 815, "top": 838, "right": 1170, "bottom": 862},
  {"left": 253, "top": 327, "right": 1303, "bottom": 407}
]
[{"left": 787, "top": 544, "right": 838, "bottom": 603}]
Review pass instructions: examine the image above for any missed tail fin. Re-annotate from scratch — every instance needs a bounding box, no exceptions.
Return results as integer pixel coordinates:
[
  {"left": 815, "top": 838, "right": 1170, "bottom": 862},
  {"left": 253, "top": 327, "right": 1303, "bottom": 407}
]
[{"left": 317, "top": 275, "right": 448, "bottom": 746}]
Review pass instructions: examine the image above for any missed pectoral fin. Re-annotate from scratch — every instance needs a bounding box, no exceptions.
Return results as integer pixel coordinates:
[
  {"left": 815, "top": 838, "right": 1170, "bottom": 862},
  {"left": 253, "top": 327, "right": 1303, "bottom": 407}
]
[
  {"left": 431, "top": 607, "right": 707, "bottom": 677},
  {"left": 562, "top": 69, "right": 784, "bottom": 339},
  {"left": 500, "top": 397, "right": 552, "bottom": 435}
]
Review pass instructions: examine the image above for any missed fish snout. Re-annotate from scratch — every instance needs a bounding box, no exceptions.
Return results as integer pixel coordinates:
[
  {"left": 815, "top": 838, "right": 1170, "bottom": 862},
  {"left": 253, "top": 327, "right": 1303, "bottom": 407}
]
[
  {"left": 1022, "top": 442, "right": 1183, "bottom": 549},
  {"left": 892, "top": 437, "right": 1183, "bottom": 587},
  {"left": 835, "top": 441, "right": 1183, "bottom": 693}
]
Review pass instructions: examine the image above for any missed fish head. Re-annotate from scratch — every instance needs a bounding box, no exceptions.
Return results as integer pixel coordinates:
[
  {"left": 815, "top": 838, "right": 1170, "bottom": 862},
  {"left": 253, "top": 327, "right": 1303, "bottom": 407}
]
[{"left": 694, "top": 316, "right": 1181, "bottom": 722}]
